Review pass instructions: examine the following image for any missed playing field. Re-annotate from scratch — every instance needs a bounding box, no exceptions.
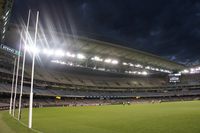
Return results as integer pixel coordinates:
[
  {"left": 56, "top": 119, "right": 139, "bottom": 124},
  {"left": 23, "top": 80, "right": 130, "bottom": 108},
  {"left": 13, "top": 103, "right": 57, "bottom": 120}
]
[{"left": 0, "top": 101, "right": 200, "bottom": 133}]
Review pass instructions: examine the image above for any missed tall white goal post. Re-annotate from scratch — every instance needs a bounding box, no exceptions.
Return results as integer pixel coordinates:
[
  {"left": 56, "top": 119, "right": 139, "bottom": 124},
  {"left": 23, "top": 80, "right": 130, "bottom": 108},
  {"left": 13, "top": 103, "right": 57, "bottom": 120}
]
[
  {"left": 9, "top": 57, "right": 17, "bottom": 114},
  {"left": 8, "top": 10, "right": 39, "bottom": 129},
  {"left": 12, "top": 32, "right": 22, "bottom": 117},
  {"left": 18, "top": 9, "right": 31, "bottom": 120},
  {"left": 28, "top": 11, "right": 39, "bottom": 129}
]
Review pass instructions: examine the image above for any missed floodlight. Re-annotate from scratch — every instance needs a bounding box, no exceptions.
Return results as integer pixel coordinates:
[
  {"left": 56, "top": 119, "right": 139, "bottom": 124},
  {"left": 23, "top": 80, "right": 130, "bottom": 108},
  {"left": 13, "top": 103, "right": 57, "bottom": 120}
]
[
  {"left": 60, "top": 61, "right": 66, "bottom": 65},
  {"left": 66, "top": 52, "right": 75, "bottom": 58},
  {"left": 91, "top": 56, "right": 103, "bottom": 62},
  {"left": 51, "top": 60, "right": 66, "bottom": 65},
  {"left": 195, "top": 67, "right": 200, "bottom": 71},
  {"left": 129, "top": 63, "right": 134, "bottom": 66},
  {"left": 4, "top": 20, "right": 8, "bottom": 25},
  {"left": 25, "top": 45, "right": 40, "bottom": 54},
  {"left": 182, "top": 69, "right": 189, "bottom": 73},
  {"left": 122, "top": 62, "right": 128, "bottom": 65},
  {"left": 111, "top": 60, "right": 118, "bottom": 64},
  {"left": 43, "top": 49, "right": 54, "bottom": 56},
  {"left": 5, "top": 10, "right": 9, "bottom": 16},
  {"left": 69, "top": 63, "right": 73, "bottom": 66},
  {"left": 98, "top": 68, "right": 105, "bottom": 71},
  {"left": 55, "top": 49, "right": 65, "bottom": 57},
  {"left": 160, "top": 69, "right": 164, "bottom": 72},
  {"left": 77, "top": 53, "right": 86, "bottom": 59},
  {"left": 3, "top": 15, "right": 9, "bottom": 22},
  {"left": 3, "top": 28, "right": 6, "bottom": 33},
  {"left": 138, "top": 72, "right": 141, "bottom": 75},
  {"left": 104, "top": 58, "right": 111, "bottom": 63},
  {"left": 141, "top": 71, "right": 148, "bottom": 75},
  {"left": 135, "top": 64, "right": 143, "bottom": 68},
  {"left": 190, "top": 68, "right": 195, "bottom": 72},
  {"left": 51, "top": 60, "right": 59, "bottom": 63},
  {"left": 145, "top": 66, "right": 150, "bottom": 69}
]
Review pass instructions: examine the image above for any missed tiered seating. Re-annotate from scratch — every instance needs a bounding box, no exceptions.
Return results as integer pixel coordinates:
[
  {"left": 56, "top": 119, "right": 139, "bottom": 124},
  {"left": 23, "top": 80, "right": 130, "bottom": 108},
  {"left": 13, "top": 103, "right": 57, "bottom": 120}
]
[
  {"left": 1, "top": 51, "right": 200, "bottom": 99},
  {"left": 180, "top": 74, "right": 200, "bottom": 85}
]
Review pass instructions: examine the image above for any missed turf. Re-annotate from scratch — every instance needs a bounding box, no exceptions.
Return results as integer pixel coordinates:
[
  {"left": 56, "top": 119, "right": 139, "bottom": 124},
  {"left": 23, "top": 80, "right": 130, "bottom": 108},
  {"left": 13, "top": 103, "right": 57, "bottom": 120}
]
[{"left": 1, "top": 101, "right": 200, "bottom": 133}]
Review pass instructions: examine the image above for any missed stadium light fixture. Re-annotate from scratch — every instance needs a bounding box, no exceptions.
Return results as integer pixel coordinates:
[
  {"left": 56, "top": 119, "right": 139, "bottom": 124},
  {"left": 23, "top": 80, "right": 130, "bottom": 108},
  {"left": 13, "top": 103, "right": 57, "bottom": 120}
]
[
  {"left": 181, "top": 66, "right": 200, "bottom": 74},
  {"left": 104, "top": 58, "right": 112, "bottom": 63},
  {"left": 66, "top": 52, "right": 75, "bottom": 58},
  {"left": 3, "top": 28, "right": 6, "bottom": 33},
  {"left": 145, "top": 66, "right": 150, "bottom": 69},
  {"left": 135, "top": 64, "right": 143, "bottom": 68},
  {"left": 51, "top": 60, "right": 59, "bottom": 63},
  {"left": 91, "top": 56, "right": 103, "bottom": 62},
  {"left": 137, "top": 71, "right": 141, "bottom": 75},
  {"left": 160, "top": 69, "right": 164, "bottom": 72},
  {"left": 195, "top": 67, "right": 200, "bottom": 71},
  {"left": 122, "top": 62, "right": 128, "bottom": 65},
  {"left": 182, "top": 69, "right": 189, "bottom": 73},
  {"left": 32, "top": 46, "right": 40, "bottom": 54},
  {"left": 42, "top": 48, "right": 54, "bottom": 56},
  {"left": 4, "top": 20, "right": 8, "bottom": 26},
  {"left": 133, "top": 71, "right": 137, "bottom": 74},
  {"left": 5, "top": 10, "right": 10, "bottom": 16},
  {"left": 190, "top": 68, "right": 195, "bottom": 73},
  {"left": 141, "top": 71, "right": 148, "bottom": 75},
  {"left": 111, "top": 60, "right": 118, "bottom": 65},
  {"left": 25, "top": 45, "right": 40, "bottom": 54},
  {"left": 98, "top": 68, "right": 105, "bottom": 71},
  {"left": 51, "top": 60, "right": 66, "bottom": 65},
  {"left": 69, "top": 62, "right": 73, "bottom": 66},
  {"left": 3, "top": 15, "right": 8, "bottom": 21},
  {"left": 129, "top": 63, "right": 134, "bottom": 66},
  {"left": 77, "top": 53, "right": 86, "bottom": 59},
  {"left": 54, "top": 49, "right": 65, "bottom": 57}
]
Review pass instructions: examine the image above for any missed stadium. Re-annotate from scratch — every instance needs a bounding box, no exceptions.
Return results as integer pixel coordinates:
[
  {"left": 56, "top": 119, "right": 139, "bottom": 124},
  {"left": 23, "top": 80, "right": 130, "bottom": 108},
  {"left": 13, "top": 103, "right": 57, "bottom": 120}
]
[{"left": 0, "top": 0, "right": 200, "bottom": 133}]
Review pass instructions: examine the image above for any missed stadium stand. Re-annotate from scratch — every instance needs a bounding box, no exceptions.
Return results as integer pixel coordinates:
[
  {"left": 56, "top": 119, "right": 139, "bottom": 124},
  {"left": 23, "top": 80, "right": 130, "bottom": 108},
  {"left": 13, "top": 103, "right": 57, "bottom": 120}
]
[
  {"left": 0, "top": 24, "right": 200, "bottom": 109},
  {"left": 0, "top": 49, "right": 200, "bottom": 100}
]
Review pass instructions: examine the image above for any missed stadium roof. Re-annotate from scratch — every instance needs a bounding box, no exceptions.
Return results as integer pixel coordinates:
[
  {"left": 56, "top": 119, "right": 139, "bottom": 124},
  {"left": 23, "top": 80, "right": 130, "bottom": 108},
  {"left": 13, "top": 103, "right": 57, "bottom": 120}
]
[{"left": 5, "top": 24, "right": 186, "bottom": 71}]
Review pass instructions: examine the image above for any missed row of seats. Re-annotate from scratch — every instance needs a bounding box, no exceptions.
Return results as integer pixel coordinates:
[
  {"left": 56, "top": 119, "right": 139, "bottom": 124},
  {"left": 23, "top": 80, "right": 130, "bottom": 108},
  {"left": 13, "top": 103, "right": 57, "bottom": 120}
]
[
  {"left": 0, "top": 52, "right": 200, "bottom": 90},
  {"left": 1, "top": 83, "right": 200, "bottom": 98},
  {"left": 25, "top": 66, "right": 168, "bottom": 88},
  {"left": 180, "top": 74, "right": 200, "bottom": 85}
]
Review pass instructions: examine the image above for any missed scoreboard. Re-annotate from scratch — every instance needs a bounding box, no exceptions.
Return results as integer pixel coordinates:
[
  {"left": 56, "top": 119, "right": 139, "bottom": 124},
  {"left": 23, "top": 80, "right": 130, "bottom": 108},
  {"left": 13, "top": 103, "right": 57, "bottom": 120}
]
[{"left": 168, "top": 73, "right": 181, "bottom": 83}]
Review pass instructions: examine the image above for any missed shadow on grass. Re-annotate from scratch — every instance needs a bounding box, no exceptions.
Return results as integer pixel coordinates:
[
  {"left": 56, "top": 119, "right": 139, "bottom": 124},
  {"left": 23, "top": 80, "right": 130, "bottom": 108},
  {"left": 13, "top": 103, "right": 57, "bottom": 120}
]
[{"left": 1, "top": 111, "right": 34, "bottom": 133}]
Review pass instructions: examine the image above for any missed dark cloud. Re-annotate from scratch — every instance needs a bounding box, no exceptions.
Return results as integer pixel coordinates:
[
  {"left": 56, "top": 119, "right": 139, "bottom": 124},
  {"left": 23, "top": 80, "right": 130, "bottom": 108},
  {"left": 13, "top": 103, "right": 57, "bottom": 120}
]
[{"left": 10, "top": 0, "right": 200, "bottom": 65}]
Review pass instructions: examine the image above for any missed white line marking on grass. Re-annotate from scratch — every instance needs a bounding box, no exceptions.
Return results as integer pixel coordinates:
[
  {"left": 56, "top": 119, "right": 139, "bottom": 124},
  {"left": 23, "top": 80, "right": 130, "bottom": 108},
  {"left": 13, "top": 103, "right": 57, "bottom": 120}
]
[{"left": 12, "top": 115, "right": 43, "bottom": 133}]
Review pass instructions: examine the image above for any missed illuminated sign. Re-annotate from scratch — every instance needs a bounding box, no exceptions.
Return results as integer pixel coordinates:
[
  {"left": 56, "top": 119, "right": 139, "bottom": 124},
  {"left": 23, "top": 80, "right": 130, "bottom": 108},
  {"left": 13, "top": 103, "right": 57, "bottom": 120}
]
[{"left": 0, "top": 44, "right": 20, "bottom": 56}]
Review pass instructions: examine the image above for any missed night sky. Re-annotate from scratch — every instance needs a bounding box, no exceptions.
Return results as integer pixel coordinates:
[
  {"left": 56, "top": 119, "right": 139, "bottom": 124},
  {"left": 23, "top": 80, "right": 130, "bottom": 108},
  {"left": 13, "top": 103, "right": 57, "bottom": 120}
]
[{"left": 10, "top": 0, "right": 200, "bottom": 66}]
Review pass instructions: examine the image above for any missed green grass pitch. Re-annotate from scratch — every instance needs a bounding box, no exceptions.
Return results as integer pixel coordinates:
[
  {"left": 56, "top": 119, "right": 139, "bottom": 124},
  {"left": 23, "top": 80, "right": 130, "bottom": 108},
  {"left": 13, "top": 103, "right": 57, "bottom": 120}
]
[{"left": 1, "top": 101, "right": 200, "bottom": 133}]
